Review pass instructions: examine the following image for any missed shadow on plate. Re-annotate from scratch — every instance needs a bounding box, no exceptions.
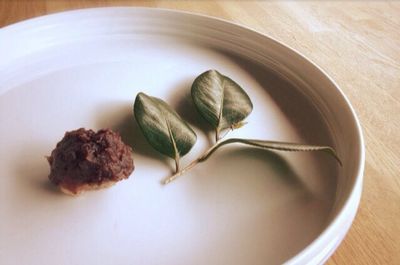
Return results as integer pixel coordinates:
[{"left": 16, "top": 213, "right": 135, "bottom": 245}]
[
  {"left": 165, "top": 77, "right": 215, "bottom": 146},
  {"left": 187, "top": 146, "right": 315, "bottom": 200},
  {"left": 8, "top": 143, "right": 71, "bottom": 214},
  {"left": 211, "top": 48, "right": 338, "bottom": 202},
  {"left": 179, "top": 146, "right": 328, "bottom": 264},
  {"left": 95, "top": 100, "right": 173, "bottom": 171},
  {"left": 215, "top": 48, "right": 335, "bottom": 146}
]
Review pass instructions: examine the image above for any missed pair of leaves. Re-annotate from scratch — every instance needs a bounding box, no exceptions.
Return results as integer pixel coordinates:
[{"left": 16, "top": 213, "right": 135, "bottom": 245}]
[
  {"left": 134, "top": 69, "right": 341, "bottom": 181},
  {"left": 134, "top": 70, "right": 252, "bottom": 170}
]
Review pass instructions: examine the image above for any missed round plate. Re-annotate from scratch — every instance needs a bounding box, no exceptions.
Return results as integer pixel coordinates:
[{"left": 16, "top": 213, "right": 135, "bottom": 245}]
[{"left": 0, "top": 8, "right": 364, "bottom": 265}]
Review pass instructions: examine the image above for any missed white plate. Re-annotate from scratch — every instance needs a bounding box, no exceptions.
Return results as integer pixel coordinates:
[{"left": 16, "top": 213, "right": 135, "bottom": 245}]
[{"left": 0, "top": 8, "right": 364, "bottom": 265}]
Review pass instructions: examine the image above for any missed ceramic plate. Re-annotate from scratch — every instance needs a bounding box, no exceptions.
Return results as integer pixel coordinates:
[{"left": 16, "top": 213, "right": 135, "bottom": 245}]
[{"left": 0, "top": 8, "right": 364, "bottom": 265}]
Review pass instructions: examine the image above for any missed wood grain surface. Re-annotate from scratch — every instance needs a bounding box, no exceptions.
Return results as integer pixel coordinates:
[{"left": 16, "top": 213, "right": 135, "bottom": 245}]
[{"left": 1, "top": 1, "right": 399, "bottom": 264}]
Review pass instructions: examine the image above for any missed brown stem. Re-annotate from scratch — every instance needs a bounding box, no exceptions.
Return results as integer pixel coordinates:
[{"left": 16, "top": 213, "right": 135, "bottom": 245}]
[
  {"left": 174, "top": 158, "right": 180, "bottom": 173},
  {"left": 162, "top": 144, "right": 218, "bottom": 185},
  {"left": 162, "top": 138, "right": 341, "bottom": 185},
  {"left": 163, "top": 158, "right": 200, "bottom": 184}
]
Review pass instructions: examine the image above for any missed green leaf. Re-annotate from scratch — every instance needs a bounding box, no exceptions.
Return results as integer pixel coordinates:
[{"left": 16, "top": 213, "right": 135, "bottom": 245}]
[
  {"left": 199, "top": 138, "right": 342, "bottom": 166},
  {"left": 191, "top": 70, "right": 253, "bottom": 137},
  {"left": 134, "top": 92, "right": 197, "bottom": 169}
]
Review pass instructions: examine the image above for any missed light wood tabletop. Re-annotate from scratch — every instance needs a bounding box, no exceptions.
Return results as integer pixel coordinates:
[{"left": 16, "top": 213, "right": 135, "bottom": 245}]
[{"left": 1, "top": 1, "right": 399, "bottom": 264}]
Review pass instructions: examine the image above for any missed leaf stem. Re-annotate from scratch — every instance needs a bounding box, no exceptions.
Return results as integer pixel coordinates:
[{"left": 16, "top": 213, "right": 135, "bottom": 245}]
[
  {"left": 163, "top": 143, "right": 218, "bottom": 185},
  {"left": 174, "top": 158, "right": 180, "bottom": 173},
  {"left": 162, "top": 138, "right": 342, "bottom": 185},
  {"left": 215, "top": 129, "right": 220, "bottom": 142},
  {"left": 164, "top": 158, "right": 200, "bottom": 184}
]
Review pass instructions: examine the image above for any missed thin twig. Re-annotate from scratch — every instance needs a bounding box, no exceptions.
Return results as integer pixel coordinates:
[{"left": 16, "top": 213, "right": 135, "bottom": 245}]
[
  {"left": 174, "top": 158, "right": 180, "bottom": 173},
  {"left": 162, "top": 144, "right": 217, "bottom": 184},
  {"left": 215, "top": 129, "right": 220, "bottom": 142},
  {"left": 162, "top": 138, "right": 342, "bottom": 185},
  {"left": 163, "top": 158, "right": 201, "bottom": 184}
]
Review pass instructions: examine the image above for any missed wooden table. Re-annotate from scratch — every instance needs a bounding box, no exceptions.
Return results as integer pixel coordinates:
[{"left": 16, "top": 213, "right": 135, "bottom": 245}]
[{"left": 1, "top": 1, "right": 399, "bottom": 264}]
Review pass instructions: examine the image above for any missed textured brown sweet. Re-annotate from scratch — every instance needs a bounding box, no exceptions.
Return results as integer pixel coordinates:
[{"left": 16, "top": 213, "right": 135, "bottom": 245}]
[{"left": 47, "top": 128, "right": 134, "bottom": 195}]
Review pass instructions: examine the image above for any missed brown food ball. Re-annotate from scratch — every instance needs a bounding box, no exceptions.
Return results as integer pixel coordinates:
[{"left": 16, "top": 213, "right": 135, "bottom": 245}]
[{"left": 47, "top": 128, "right": 134, "bottom": 195}]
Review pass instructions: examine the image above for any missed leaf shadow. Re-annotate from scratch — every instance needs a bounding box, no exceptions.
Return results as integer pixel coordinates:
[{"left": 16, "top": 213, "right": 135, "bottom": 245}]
[
  {"left": 166, "top": 77, "right": 215, "bottom": 146},
  {"left": 210, "top": 48, "right": 339, "bottom": 193},
  {"left": 214, "top": 48, "right": 335, "bottom": 146},
  {"left": 95, "top": 100, "right": 170, "bottom": 167},
  {"left": 183, "top": 145, "right": 332, "bottom": 265},
  {"left": 188, "top": 146, "right": 315, "bottom": 200}
]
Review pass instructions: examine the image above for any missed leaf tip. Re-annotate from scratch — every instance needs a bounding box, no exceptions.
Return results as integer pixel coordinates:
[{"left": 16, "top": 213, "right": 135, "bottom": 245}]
[
  {"left": 135, "top": 92, "right": 147, "bottom": 101},
  {"left": 205, "top": 69, "right": 220, "bottom": 74}
]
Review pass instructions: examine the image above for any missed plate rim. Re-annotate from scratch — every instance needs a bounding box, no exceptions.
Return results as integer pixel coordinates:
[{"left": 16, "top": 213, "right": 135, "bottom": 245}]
[{"left": 0, "top": 7, "right": 365, "bottom": 264}]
